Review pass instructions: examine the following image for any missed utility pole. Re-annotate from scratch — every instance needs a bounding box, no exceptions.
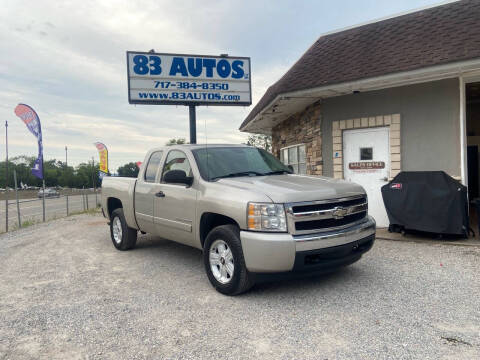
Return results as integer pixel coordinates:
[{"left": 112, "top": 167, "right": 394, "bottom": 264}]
[
  {"left": 5, "top": 120, "right": 8, "bottom": 232},
  {"left": 65, "top": 146, "right": 68, "bottom": 167}
]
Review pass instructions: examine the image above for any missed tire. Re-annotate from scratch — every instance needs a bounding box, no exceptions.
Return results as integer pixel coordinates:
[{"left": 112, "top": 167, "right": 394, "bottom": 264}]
[
  {"left": 203, "top": 224, "right": 254, "bottom": 295},
  {"left": 110, "top": 208, "right": 137, "bottom": 251}
]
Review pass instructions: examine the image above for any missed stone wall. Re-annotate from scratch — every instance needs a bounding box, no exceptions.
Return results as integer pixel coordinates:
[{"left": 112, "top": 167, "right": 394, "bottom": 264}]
[{"left": 271, "top": 102, "right": 323, "bottom": 175}]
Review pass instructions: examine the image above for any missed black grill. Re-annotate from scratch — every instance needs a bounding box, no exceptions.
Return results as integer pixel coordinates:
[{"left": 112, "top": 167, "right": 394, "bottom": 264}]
[
  {"left": 295, "top": 211, "right": 367, "bottom": 231},
  {"left": 303, "top": 236, "right": 375, "bottom": 266},
  {"left": 292, "top": 196, "right": 366, "bottom": 214}
]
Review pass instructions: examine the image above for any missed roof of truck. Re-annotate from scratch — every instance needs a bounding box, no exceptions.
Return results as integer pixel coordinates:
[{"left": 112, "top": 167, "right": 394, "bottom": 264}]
[{"left": 166, "top": 144, "right": 249, "bottom": 149}]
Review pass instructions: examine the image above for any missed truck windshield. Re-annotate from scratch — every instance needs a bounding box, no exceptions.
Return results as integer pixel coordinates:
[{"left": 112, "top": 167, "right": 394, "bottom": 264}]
[{"left": 192, "top": 147, "right": 292, "bottom": 181}]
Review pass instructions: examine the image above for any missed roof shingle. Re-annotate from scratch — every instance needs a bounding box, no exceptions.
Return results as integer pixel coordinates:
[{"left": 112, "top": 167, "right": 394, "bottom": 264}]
[{"left": 241, "top": 0, "right": 480, "bottom": 129}]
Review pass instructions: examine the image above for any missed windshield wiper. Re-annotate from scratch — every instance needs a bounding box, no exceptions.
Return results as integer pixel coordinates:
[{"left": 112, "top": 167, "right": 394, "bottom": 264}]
[
  {"left": 211, "top": 171, "right": 264, "bottom": 181},
  {"left": 262, "top": 170, "right": 293, "bottom": 175}
]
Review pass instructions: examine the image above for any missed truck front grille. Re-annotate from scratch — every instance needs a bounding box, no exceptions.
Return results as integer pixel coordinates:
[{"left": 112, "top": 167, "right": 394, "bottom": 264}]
[{"left": 286, "top": 195, "right": 368, "bottom": 235}]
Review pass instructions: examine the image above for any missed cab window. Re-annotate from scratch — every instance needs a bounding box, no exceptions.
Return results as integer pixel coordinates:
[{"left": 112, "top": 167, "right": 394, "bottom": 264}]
[
  {"left": 162, "top": 150, "right": 192, "bottom": 183},
  {"left": 144, "top": 151, "right": 163, "bottom": 182}
]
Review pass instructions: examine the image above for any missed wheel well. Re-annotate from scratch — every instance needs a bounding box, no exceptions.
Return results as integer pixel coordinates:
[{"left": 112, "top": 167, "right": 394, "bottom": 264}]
[
  {"left": 107, "top": 197, "right": 123, "bottom": 218},
  {"left": 200, "top": 213, "right": 239, "bottom": 247}
]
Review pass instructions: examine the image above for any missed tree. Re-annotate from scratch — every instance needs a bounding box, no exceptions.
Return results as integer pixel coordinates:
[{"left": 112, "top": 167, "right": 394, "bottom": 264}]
[
  {"left": 166, "top": 138, "right": 187, "bottom": 146},
  {"left": 75, "top": 162, "right": 100, "bottom": 188},
  {"left": 117, "top": 162, "right": 139, "bottom": 177},
  {"left": 0, "top": 155, "right": 100, "bottom": 189},
  {"left": 246, "top": 134, "right": 272, "bottom": 152}
]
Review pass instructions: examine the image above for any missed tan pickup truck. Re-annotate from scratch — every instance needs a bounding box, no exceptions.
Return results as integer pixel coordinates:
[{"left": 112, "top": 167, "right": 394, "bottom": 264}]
[{"left": 101, "top": 144, "right": 375, "bottom": 295}]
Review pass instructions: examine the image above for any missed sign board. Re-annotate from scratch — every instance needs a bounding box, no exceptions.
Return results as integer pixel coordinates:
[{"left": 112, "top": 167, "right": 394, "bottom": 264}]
[
  {"left": 127, "top": 51, "right": 251, "bottom": 106},
  {"left": 349, "top": 161, "right": 385, "bottom": 170}
]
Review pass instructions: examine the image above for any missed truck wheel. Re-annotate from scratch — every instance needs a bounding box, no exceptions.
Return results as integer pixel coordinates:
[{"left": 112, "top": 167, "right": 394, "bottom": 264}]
[
  {"left": 203, "top": 224, "right": 254, "bottom": 295},
  {"left": 110, "top": 208, "right": 137, "bottom": 251}
]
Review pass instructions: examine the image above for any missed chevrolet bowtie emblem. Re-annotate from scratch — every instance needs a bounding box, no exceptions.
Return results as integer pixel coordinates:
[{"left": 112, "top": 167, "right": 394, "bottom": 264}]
[{"left": 332, "top": 206, "right": 348, "bottom": 219}]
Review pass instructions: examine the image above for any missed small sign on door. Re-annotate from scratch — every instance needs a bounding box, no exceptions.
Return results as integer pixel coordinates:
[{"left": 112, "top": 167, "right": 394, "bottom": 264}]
[{"left": 349, "top": 161, "right": 385, "bottom": 170}]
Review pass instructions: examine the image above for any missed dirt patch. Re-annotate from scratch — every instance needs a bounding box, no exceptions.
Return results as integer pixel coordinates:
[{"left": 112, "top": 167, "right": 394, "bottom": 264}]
[
  {"left": 441, "top": 336, "right": 472, "bottom": 346},
  {"left": 87, "top": 220, "right": 107, "bottom": 226}
]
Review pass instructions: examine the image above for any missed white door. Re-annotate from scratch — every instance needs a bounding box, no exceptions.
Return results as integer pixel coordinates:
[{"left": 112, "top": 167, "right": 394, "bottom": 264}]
[{"left": 343, "top": 127, "right": 390, "bottom": 227}]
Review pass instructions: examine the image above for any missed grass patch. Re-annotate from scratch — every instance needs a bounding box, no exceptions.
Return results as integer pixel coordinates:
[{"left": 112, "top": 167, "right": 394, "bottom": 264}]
[
  {"left": 21, "top": 219, "right": 37, "bottom": 227},
  {"left": 69, "top": 207, "right": 101, "bottom": 216},
  {"left": 11, "top": 218, "right": 39, "bottom": 230}
]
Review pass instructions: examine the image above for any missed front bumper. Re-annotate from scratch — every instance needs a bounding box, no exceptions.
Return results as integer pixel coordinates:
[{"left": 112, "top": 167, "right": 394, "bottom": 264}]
[{"left": 240, "top": 216, "right": 376, "bottom": 273}]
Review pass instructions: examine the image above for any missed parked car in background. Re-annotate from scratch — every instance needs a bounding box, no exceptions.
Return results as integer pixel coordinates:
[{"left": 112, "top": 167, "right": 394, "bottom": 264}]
[{"left": 38, "top": 188, "right": 60, "bottom": 198}]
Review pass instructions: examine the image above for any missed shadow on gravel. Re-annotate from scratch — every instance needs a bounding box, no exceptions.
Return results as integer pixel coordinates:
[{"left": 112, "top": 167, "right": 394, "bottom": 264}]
[
  {"left": 126, "top": 233, "right": 367, "bottom": 296},
  {"left": 248, "top": 266, "right": 360, "bottom": 295},
  {"left": 132, "top": 234, "right": 203, "bottom": 266},
  {"left": 134, "top": 235, "right": 202, "bottom": 254}
]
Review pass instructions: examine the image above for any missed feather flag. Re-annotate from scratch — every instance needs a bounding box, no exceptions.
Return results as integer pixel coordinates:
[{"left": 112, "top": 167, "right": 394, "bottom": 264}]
[
  {"left": 94, "top": 142, "right": 109, "bottom": 174},
  {"left": 14, "top": 104, "right": 43, "bottom": 179}
]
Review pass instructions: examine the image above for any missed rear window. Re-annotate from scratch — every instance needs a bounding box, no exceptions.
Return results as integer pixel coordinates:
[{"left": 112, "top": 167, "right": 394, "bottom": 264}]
[{"left": 144, "top": 151, "right": 163, "bottom": 182}]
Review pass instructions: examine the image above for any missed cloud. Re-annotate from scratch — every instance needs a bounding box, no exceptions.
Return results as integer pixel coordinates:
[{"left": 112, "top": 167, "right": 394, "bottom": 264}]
[{"left": 0, "top": 0, "right": 441, "bottom": 172}]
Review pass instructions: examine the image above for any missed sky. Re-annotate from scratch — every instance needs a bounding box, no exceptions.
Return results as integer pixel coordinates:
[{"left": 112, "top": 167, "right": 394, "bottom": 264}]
[{"left": 0, "top": 0, "right": 450, "bottom": 172}]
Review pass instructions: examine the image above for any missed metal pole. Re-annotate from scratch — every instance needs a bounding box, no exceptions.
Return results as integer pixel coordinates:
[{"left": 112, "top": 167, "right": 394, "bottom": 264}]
[
  {"left": 41, "top": 139, "right": 45, "bottom": 222},
  {"left": 5, "top": 120, "right": 8, "bottom": 232},
  {"left": 189, "top": 105, "right": 196, "bottom": 144},
  {"left": 66, "top": 195, "right": 69, "bottom": 216},
  {"left": 42, "top": 180, "right": 46, "bottom": 222},
  {"left": 14, "top": 169, "right": 20, "bottom": 228},
  {"left": 91, "top": 157, "right": 94, "bottom": 188},
  {"left": 65, "top": 145, "right": 68, "bottom": 190},
  {"left": 82, "top": 186, "right": 86, "bottom": 211},
  {"left": 92, "top": 157, "right": 98, "bottom": 207}
]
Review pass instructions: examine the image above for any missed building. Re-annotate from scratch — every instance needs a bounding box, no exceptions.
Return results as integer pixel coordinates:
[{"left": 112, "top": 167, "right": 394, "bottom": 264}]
[{"left": 240, "top": 0, "right": 480, "bottom": 227}]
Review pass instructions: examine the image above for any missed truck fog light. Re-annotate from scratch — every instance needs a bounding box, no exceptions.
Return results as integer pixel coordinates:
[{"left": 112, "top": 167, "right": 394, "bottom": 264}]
[{"left": 248, "top": 202, "right": 287, "bottom": 232}]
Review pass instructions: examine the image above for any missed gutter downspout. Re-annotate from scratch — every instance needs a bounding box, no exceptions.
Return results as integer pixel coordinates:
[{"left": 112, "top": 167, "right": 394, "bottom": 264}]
[{"left": 459, "top": 76, "right": 467, "bottom": 187}]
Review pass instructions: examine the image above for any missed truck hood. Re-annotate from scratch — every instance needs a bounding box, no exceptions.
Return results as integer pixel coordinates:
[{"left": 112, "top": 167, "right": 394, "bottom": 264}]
[{"left": 217, "top": 174, "right": 365, "bottom": 203}]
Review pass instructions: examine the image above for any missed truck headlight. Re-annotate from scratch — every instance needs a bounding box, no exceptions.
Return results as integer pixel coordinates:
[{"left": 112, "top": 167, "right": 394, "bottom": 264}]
[{"left": 247, "top": 202, "right": 287, "bottom": 232}]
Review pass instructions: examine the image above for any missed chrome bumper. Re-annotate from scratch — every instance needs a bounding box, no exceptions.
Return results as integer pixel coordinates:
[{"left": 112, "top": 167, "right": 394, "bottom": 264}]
[
  {"left": 293, "top": 216, "right": 376, "bottom": 252},
  {"left": 240, "top": 216, "right": 376, "bottom": 273}
]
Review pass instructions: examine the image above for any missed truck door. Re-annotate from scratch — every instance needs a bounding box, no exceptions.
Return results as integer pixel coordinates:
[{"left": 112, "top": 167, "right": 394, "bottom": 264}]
[
  {"left": 134, "top": 150, "right": 164, "bottom": 234},
  {"left": 154, "top": 150, "right": 197, "bottom": 245}
]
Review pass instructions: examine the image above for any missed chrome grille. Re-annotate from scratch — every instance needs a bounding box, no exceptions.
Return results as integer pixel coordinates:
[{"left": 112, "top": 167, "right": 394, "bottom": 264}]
[{"left": 285, "top": 195, "right": 368, "bottom": 235}]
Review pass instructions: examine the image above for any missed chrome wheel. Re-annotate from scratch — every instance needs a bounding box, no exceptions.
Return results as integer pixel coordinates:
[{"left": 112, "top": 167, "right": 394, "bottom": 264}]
[
  {"left": 209, "top": 239, "right": 234, "bottom": 284},
  {"left": 112, "top": 216, "right": 123, "bottom": 244}
]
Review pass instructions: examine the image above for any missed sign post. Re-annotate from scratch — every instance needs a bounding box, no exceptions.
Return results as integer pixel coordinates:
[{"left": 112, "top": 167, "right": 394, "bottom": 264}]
[
  {"left": 126, "top": 51, "right": 252, "bottom": 142},
  {"left": 5, "top": 120, "right": 8, "bottom": 232},
  {"left": 189, "top": 105, "right": 196, "bottom": 144}
]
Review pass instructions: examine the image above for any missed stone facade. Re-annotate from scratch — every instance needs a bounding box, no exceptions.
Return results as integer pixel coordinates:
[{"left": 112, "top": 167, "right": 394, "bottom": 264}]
[{"left": 271, "top": 102, "right": 323, "bottom": 175}]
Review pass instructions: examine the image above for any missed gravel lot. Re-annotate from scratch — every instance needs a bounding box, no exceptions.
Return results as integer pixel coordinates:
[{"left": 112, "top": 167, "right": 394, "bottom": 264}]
[{"left": 0, "top": 214, "right": 479, "bottom": 360}]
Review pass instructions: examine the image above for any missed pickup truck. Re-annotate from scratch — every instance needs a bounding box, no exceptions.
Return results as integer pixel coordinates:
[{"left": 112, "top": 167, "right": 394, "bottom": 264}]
[{"left": 101, "top": 144, "right": 375, "bottom": 295}]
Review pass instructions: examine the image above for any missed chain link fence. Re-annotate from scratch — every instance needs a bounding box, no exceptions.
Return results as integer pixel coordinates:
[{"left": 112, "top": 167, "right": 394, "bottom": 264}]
[{"left": 0, "top": 190, "right": 101, "bottom": 233}]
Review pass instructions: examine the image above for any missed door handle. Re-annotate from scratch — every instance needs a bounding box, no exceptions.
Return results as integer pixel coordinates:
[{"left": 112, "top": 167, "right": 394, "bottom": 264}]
[{"left": 155, "top": 191, "right": 165, "bottom": 198}]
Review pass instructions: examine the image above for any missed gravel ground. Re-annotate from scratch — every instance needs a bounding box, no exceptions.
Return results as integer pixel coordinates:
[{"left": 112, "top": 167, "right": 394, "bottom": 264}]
[{"left": 0, "top": 214, "right": 479, "bottom": 360}]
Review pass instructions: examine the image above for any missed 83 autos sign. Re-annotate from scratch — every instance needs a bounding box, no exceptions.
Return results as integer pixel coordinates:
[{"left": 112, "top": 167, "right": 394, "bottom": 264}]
[{"left": 127, "top": 51, "right": 251, "bottom": 106}]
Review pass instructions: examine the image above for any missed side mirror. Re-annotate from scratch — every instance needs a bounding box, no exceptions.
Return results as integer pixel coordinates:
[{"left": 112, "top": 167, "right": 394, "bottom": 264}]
[
  {"left": 287, "top": 165, "right": 294, "bottom": 173},
  {"left": 163, "top": 169, "right": 193, "bottom": 186}
]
